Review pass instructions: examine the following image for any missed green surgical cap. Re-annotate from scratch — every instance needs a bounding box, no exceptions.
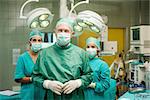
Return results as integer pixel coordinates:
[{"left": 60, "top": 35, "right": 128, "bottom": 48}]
[
  {"left": 55, "top": 18, "right": 75, "bottom": 32},
  {"left": 86, "top": 37, "right": 101, "bottom": 49},
  {"left": 29, "top": 29, "right": 43, "bottom": 40}
]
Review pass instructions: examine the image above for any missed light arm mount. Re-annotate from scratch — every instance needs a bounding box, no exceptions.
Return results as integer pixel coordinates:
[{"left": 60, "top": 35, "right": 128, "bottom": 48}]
[{"left": 20, "top": 0, "right": 39, "bottom": 19}]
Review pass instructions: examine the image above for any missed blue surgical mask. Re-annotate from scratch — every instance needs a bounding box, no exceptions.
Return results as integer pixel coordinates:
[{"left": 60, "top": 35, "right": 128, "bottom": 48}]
[
  {"left": 56, "top": 32, "right": 71, "bottom": 47},
  {"left": 86, "top": 48, "right": 97, "bottom": 59},
  {"left": 31, "top": 43, "right": 42, "bottom": 53}
]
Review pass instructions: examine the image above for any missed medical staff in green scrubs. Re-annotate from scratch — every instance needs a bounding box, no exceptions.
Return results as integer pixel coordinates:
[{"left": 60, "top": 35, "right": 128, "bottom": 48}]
[
  {"left": 84, "top": 37, "right": 110, "bottom": 100},
  {"left": 32, "top": 18, "right": 92, "bottom": 100},
  {"left": 14, "top": 30, "right": 43, "bottom": 100}
]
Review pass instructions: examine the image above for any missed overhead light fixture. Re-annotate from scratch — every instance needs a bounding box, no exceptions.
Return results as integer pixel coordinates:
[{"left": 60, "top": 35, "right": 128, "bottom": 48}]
[
  {"left": 77, "top": 21, "right": 88, "bottom": 28},
  {"left": 83, "top": 20, "right": 94, "bottom": 26},
  {"left": 39, "top": 14, "right": 49, "bottom": 20},
  {"left": 19, "top": 0, "right": 54, "bottom": 30},
  {"left": 65, "top": 0, "right": 89, "bottom": 36},
  {"left": 68, "top": 0, "right": 89, "bottom": 17},
  {"left": 40, "top": 21, "right": 50, "bottom": 28},
  {"left": 74, "top": 10, "right": 106, "bottom": 34},
  {"left": 27, "top": 8, "right": 53, "bottom": 30},
  {"left": 30, "top": 21, "right": 39, "bottom": 28},
  {"left": 90, "top": 26, "right": 100, "bottom": 33},
  {"left": 74, "top": 25, "right": 83, "bottom": 32}
]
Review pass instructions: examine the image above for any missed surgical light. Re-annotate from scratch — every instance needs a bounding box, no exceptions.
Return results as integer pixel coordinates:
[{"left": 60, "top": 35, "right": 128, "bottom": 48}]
[
  {"left": 83, "top": 20, "right": 93, "bottom": 26},
  {"left": 19, "top": 0, "right": 54, "bottom": 30},
  {"left": 77, "top": 22, "right": 87, "bottom": 28},
  {"left": 40, "top": 20, "right": 50, "bottom": 28},
  {"left": 75, "top": 10, "right": 105, "bottom": 34},
  {"left": 30, "top": 21, "right": 39, "bottom": 28},
  {"left": 74, "top": 25, "right": 83, "bottom": 32},
  {"left": 27, "top": 8, "right": 53, "bottom": 30},
  {"left": 39, "top": 14, "right": 49, "bottom": 21},
  {"left": 90, "top": 26, "right": 100, "bottom": 33}
]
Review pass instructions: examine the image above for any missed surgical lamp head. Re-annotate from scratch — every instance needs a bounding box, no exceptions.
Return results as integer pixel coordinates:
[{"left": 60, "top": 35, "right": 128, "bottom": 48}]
[
  {"left": 27, "top": 8, "right": 54, "bottom": 30},
  {"left": 74, "top": 10, "right": 106, "bottom": 34}
]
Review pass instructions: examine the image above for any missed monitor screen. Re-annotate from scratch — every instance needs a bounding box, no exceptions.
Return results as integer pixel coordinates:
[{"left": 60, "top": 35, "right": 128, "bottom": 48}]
[
  {"left": 132, "top": 28, "right": 140, "bottom": 40},
  {"left": 41, "top": 32, "right": 56, "bottom": 43},
  {"left": 40, "top": 32, "right": 57, "bottom": 48}
]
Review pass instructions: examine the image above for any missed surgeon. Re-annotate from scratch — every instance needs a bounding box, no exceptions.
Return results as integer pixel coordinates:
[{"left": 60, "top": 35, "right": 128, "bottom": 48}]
[
  {"left": 84, "top": 37, "right": 110, "bottom": 100},
  {"left": 14, "top": 29, "right": 43, "bottom": 100},
  {"left": 32, "top": 18, "right": 92, "bottom": 100}
]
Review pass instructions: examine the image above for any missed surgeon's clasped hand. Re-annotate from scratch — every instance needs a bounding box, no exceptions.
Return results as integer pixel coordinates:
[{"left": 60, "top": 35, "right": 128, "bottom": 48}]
[
  {"left": 43, "top": 79, "right": 82, "bottom": 95},
  {"left": 88, "top": 82, "right": 96, "bottom": 89},
  {"left": 63, "top": 79, "right": 82, "bottom": 94},
  {"left": 43, "top": 80, "right": 64, "bottom": 95}
]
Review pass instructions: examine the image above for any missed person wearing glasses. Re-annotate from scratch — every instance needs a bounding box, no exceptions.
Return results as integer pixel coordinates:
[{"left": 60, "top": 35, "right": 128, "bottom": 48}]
[{"left": 14, "top": 29, "right": 43, "bottom": 100}]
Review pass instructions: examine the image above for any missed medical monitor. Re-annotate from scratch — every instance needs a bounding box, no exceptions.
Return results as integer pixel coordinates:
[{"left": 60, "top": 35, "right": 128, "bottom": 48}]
[
  {"left": 41, "top": 32, "right": 56, "bottom": 48},
  {"left": 132, "top": 28, "right": 140, "bottom": 41},
  {"left": 130, "top": 25, "right": 150, "bottom": 54}
]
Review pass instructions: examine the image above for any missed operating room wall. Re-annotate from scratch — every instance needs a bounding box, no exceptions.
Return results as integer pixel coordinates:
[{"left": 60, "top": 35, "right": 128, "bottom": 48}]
[
  {"left": 76, "top": 0, "right": 149, "bottom": 27},
  {"left": 0, "top": 0, "right": 149, "bottom": 90},
  {"left": 0, "top": 0, "right": 60, "bottom": 90},
  {"left": 0, "top": 0, "right": 28, "bottom": 90}
]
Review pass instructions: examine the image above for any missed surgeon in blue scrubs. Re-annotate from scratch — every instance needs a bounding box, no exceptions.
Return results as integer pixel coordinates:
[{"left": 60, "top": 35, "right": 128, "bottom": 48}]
[
  {"left": 84, "top": 37, "right": 110, "bottom": 100},
  {"left": 14, "top": 30, "right": 43, "bottom": 100}
]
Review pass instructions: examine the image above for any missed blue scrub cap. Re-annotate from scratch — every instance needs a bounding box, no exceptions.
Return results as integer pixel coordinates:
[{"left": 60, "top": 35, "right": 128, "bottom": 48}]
[
  {"left": 86, "top": 37, "right": 101, "bottom": 49},
  {"left": 29, "top": 29, "right": 43, "bottom": 40},
  {"left": 55, "top": 18, "right": 75, "bottom": 32}
]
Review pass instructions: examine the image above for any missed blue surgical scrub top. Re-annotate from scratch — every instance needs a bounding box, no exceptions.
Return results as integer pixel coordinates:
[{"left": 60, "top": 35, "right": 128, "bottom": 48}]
[
  {"left": 14, "top": 51, "right": 34, "bottom": 100},
  {"left": 84, "top": 57, "right": 110, "bottom": 100}
]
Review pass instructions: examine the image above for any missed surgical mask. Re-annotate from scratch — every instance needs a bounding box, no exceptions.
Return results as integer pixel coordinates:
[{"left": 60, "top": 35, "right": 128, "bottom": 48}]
[
  {"left": 31, "top": 43, "right": 42, "bottom": 53},
  {"left": 86, "top": 48, "right": 97, "bottom": 59},
  {"left": 56, "top": 32, "right": 71, "bottom": 47}
]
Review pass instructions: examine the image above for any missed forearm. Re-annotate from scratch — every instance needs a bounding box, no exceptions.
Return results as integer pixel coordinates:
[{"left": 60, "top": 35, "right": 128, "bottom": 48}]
[
  {"left": 94, "top": 63, "right": 111, "bottom": 93},
  {"left": 15, "top": 77, "right": 32, "bottom": 84},
  {"left": 94, "top": 78, "right": 110, "bottom": 93},
  {"left": 79, "top": 72, "right": 93, "bottom": 88},
  {"left": 80, "top": 51, "right": 93, "bottom": 88},
  {"left": 32, "top": 74, "right": 45, "bottom": 88}
]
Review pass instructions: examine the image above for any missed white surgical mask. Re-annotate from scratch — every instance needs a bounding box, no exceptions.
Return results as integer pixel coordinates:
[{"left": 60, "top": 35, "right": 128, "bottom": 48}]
[
  {"left": 56, "top": 32, "right": 71, "bottom": 47},
  {"left": 86, "top": 48, "right": 97, "bottom": 59},
  {"left": 31, "top": 43, "right": 42, "bottom": 53}
]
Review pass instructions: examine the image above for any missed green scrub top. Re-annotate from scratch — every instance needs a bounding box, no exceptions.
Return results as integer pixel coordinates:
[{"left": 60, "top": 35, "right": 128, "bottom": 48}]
[
  {"left": 84, "top": 57, "right": 110, "bottom": 100},
  {"left": 32, "top": 43, "right": 92, "bottom": 100},
  {"left": 14, "top": 51, "right": 34, "bottom": 100}
]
